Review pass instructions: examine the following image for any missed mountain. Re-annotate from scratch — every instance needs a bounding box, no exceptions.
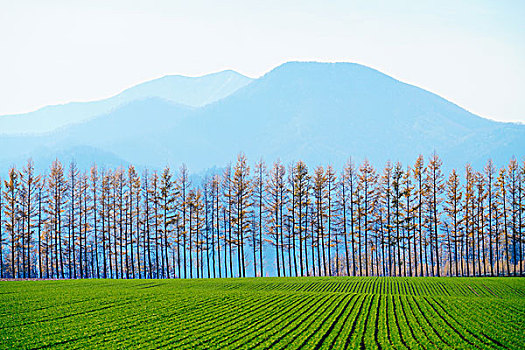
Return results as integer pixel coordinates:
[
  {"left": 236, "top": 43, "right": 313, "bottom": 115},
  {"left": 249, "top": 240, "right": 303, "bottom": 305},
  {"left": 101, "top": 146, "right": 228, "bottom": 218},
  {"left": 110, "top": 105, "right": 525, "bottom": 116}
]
[
  {"left": 195, "top": 62, "right": 524, "bottom": 170},
  {"left": 0, "top": 70, "right": 253, "bottom": 135},
  {"left": 1, "top": 62, "right": 523, "bottom": 173}
]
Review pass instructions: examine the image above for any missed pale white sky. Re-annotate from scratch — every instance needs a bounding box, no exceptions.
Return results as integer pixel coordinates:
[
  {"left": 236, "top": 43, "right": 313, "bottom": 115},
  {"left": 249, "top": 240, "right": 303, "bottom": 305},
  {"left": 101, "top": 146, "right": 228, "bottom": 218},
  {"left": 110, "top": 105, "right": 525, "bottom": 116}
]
[{"left": 0, "top": 0, "right": 524, "bottom": 122}]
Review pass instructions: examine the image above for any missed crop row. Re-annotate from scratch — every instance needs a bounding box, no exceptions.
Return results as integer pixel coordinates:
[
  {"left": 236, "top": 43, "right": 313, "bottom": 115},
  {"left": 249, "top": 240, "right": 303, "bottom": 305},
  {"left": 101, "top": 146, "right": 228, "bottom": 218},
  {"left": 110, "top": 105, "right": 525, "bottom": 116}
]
[
  {"left": 0, "top": 278, "right": 523, "bottom": 349},
  {"left": 211, "top": 276, "right": 525, "bottom": 299}
]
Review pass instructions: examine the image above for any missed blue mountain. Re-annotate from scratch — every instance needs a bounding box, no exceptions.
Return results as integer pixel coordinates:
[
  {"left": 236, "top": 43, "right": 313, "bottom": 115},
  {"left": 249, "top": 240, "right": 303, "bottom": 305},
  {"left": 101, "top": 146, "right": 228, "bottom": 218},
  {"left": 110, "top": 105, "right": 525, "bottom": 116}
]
[
  {"left": 0, "top": 70, "right": 252, "bottom": 135},
  {"left": 1, "top": 62, "right": 523, "bottom": 173}
]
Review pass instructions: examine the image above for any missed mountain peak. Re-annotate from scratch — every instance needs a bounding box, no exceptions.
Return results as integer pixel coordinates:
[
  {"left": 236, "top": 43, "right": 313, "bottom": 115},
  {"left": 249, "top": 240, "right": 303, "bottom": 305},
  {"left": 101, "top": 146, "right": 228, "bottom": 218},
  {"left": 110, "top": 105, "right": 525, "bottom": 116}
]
[{"left": 114, "top": 69, "right": 253, "bottom": 108}]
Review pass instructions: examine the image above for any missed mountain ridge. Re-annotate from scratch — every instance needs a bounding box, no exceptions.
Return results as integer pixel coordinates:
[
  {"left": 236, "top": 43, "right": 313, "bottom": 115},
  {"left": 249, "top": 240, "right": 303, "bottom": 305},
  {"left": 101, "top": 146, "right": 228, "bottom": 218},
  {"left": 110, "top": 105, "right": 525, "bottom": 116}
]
[
  {"left": 1, "top": 61, "right": 523, "bottom": 173},
  {"left": 0, "top": 70, "right": 253, "bottom": 135}
]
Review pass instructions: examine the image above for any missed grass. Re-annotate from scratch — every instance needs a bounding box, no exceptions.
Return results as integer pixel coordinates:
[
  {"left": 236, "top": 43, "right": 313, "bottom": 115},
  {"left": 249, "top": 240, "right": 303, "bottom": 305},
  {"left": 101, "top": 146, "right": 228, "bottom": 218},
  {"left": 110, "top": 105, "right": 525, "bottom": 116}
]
[{"left": 1, "top": 277, "right": 524, "bottom": 349}]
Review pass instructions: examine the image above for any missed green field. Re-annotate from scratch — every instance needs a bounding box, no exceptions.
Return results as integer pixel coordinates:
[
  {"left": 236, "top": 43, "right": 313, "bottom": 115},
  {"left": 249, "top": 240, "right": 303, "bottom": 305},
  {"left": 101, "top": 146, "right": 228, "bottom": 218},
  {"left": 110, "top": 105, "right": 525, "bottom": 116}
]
[{"left": 1, "top": 278, "right": 524, "bottom": 349}]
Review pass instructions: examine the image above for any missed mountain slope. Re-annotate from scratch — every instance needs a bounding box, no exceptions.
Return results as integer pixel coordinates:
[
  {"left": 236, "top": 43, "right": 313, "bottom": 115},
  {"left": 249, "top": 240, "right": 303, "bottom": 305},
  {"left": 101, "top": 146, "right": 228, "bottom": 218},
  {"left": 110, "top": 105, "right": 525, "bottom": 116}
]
[
  {"left": 0, "top": 98, "right": 190, "bottom": 171},
  {"left": 0, "top": 70, "right": 253, "bottom": 135},
  {"left": 1, "top": 62, "right": 523, "bottom": 173},
  {"left": 164, "top": 62, "right": 522, "bottom": 170}
]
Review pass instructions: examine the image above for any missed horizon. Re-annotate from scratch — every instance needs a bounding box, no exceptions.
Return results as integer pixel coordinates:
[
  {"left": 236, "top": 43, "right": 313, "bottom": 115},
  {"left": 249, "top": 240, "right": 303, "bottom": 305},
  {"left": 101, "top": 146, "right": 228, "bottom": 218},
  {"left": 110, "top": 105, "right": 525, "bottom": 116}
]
[{"left": 1, "top": 1, "right": 524, "bottom": 123}]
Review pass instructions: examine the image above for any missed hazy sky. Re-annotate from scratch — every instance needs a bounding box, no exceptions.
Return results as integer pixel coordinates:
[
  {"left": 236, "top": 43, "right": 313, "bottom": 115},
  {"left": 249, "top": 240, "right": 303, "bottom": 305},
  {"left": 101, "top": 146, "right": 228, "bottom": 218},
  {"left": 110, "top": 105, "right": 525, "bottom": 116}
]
[{"left": 1, "top": 0, "right": 524, "bottom": 122}]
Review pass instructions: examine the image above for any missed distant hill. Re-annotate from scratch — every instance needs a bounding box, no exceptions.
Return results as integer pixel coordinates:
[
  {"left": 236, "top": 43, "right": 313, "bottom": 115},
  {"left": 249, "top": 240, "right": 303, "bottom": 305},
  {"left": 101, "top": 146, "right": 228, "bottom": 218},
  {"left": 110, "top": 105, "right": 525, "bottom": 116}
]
[
  {"left": 0, "top": 70, "right": 253, "bottom": 135},
  {"left": 1, "top": 62, "right": 523, "bottom": 173}
]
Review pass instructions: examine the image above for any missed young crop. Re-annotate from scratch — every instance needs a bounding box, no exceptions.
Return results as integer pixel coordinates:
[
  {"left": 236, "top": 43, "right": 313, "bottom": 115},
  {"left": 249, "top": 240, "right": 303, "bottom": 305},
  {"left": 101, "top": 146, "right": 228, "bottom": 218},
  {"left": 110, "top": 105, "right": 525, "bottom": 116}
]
[{"left": 0, "top": 277, "right": 523, "bottom": 349}]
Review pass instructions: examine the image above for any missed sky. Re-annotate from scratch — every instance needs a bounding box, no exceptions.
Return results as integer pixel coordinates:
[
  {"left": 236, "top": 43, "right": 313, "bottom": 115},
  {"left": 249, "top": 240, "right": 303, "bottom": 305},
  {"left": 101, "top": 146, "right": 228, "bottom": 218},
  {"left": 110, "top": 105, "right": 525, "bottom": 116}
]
[{"left": 0, "top": 0, "right": 524, "bottom": 123}]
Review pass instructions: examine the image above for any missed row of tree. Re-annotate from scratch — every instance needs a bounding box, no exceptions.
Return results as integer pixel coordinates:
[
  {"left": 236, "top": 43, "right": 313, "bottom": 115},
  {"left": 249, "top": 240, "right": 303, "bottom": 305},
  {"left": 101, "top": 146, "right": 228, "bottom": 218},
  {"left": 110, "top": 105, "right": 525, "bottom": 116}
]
[{"left": 1, "top": 154, "right": 524, "bottom": 279}]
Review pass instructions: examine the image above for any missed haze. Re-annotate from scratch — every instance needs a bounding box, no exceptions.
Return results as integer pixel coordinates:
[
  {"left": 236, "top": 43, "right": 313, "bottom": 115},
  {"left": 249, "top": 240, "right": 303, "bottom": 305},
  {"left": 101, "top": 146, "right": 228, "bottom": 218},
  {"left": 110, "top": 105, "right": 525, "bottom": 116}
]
[{"left": 0, "top": 0, "right": 524, "bottom": 122}]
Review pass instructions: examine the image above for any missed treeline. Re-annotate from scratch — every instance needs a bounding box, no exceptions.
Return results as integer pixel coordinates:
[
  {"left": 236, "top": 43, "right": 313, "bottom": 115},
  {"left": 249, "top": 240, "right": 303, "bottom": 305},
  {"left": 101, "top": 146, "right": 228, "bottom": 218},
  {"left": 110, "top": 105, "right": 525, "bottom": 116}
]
[{"left": 1, "top": 153, "right": 524, "bottom": 279}]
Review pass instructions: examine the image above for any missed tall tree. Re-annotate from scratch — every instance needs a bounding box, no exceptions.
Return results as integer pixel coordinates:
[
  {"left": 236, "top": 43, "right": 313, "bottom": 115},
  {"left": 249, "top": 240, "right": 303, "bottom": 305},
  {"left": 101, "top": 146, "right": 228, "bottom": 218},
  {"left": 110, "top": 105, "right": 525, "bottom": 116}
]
[
  {"left": 90, "top": 165, "right": 100, "bottom": 278},
  {"left": 100, "top": 170, "right": 111, "bottom": 278},
  {"left": 292, "top": 161, "right": 309, "bottom": 277},
  {"left": 325, "top": 166, "right": 337, "bottom": 276},
  {"left": 211, "top": 175, "right": 221, "bottom": 278},
  {"left": 47, "top": 160, "right": 68, "bottom": 278},
  {"left": 475, "top": 171, "right": 487, "bottom": 276},
  {"left": 231, "top": 153, "right": 252, "bottom": 278},
  {"left": 485, "top": 160, "right": 496, "bottom": 276},
  {"left": 402, "top": 165, "right": 416, "bottom": 277},
  {"left": 20, "top": 159, "right": 41, "bottom": 278},
  {"left": 253, "top": 159, "right": 267, "bottom": 277},
  {"left": 188, "top": 188, "right": 204, "bottom": 278},
  {"left": 266, "top": 161, "right": 286, "bottom": 277},
  {"left": 178, "top": 165, "right": 189, "bottom": 278},
  {"left": 128, "top": 166, "right": 142, "bottom": 279},
  {"left": 444, "top": 169, "right": 462, "bottom": 276},
  {"left": 413, "top": 155, "right": 426, "bottom": 276},
  {"left": 312, "top": 166, "right": 327, "bottom": 276},
  {"left": 160, "top": 166, "right": 177, "bottom": 278},
  {"left": 427, "top": 153, "right": 444, "bottom": 277},
  {"left": 222, "top": 165, "right": 234, "bottom": 278},
  {"left": 497, "top": 167, "right": 510, "bottom": 275},
  {"left": 507, "top": 159, "right": 519, "bottom": 276},
  {"left": 149, "top": 171, "right": 160, "bottom": 278},
  {"left": 79, "top": 172, "right": 90, "bottom": 278},
  {"left": 66, "top": 161, "right": 79, "bottom": 278},
  {"left": 380, "top": 161, "right": 394, "bottom": 276},
  {"left": 3, "top": 167, "right": 20, "bottom": 277},
  {"left": 358, "top": 160, "right": 378, "bottom": 276},
  {"left": 343, "top": 159, "right": 358, "bottom": 276},
  {"left": 464, "top": 164, "right": 476, "bottom": 276},
  {"left": 391, "top": 162, "right": 405, "bottom": 276}
]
